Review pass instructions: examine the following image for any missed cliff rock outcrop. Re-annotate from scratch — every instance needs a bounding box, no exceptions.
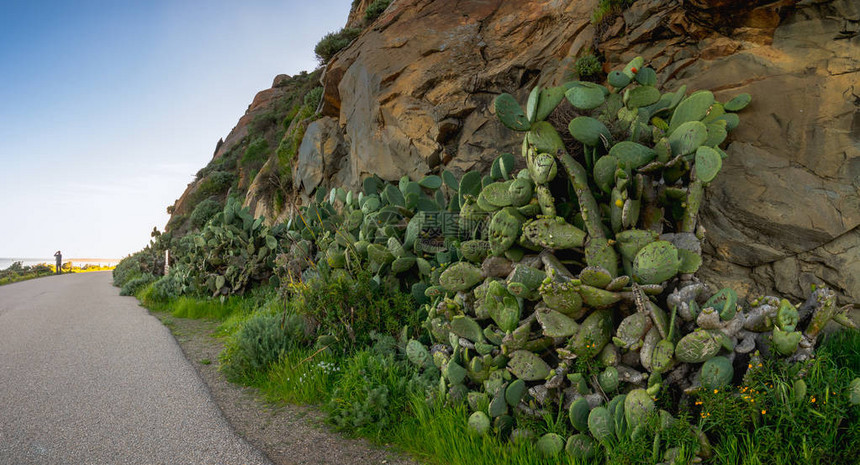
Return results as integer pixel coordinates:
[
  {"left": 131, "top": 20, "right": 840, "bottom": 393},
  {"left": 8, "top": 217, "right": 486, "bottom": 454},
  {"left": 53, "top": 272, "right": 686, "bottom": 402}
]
[
  {"left": 167, "top": 0, "right": 858, "bottom": 305},
  {"left": 295, "top": 0, "right": 858, "bottom": 304}
]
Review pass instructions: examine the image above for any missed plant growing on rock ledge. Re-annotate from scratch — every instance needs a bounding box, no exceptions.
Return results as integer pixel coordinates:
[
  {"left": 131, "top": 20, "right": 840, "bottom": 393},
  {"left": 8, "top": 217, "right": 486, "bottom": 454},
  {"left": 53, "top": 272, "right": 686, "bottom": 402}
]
[
  {"left": 575, "top": 53, "right": 602, "bottom": 81},
  {"left": 314, "top": 27, "right": 362, "bottom": 64},
  {"left": 364, "top": 0, "right": 391, "bottom": 23}
]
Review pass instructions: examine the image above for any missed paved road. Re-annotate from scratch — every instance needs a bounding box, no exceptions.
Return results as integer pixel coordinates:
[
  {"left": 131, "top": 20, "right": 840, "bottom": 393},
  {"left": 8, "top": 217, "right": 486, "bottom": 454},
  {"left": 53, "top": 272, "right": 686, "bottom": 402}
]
[{"left": 0, "top": 272, "right": 271, "bottom": 465}]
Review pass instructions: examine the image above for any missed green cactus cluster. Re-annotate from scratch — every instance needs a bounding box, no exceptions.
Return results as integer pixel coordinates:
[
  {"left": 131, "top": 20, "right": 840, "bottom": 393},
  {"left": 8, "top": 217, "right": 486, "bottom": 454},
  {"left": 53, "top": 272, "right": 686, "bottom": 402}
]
[
  {"left": 177, "top": 197, "right": 286, "bottom": 296},
  {"left": 258, "top": 57, "right": 857, "bottom": 461}
]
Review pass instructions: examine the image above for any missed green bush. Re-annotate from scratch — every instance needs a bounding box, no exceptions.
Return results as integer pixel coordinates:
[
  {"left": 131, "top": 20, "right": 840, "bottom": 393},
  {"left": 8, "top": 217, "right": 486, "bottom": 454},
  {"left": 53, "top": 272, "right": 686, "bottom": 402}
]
[
  {"left": 120, "top": 273, "right": 157, "bottom": 296},
  {"left": 242, "top": 136, "right": 269, "bottom": 167},
  {"left": 196, "top": 170, "right": 234, "bottom": 197},
  {"left": 189, "top": 198, "right": 223, "bottom": 229},
  {"left": 575, "top": 53, "right": 601, "bottom": 79},
  {"left": 113, "top": 255, "right": 142, "bottom": 287},
  {"left": 364, "top": 0, "right": 391, "bottom": 22},
  {"left": 314, "top": 27, "right": 361, "bottom": 64},
  {"left": 289, "top": 272, "right": 419, "bottom": 350},
  {"left": 221, "top": 312, "right": 310, "bottom": 382},
  {"left": 303, "top": 87, "right": 323, "bottom": 110}
]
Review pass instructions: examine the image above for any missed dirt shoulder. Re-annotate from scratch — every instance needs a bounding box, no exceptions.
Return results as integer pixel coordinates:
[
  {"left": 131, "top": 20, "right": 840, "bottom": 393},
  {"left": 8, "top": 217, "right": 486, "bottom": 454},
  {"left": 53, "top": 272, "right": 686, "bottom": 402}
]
[{"left": 152, "top": 312, "right": 422, "bottom": 465}]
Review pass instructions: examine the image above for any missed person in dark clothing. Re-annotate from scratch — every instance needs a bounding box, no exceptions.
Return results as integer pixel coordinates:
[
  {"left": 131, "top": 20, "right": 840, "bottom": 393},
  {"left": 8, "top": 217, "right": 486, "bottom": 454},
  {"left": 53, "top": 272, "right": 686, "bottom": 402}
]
[{"left": 54, "top": 251, "right": 62, "bottom": 275}]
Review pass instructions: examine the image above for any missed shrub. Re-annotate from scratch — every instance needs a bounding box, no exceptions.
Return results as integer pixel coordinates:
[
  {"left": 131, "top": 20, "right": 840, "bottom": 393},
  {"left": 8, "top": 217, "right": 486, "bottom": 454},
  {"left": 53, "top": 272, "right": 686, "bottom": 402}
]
[
  {"left": 189, "top": 198, "right": 222, "bottom": 229},
  {"left": 197, "top": 171, "right": 234, "bottom": 197},
  {"left": 364, "top": 0, "right": 391, "bottom": 23},
  {"left": 575, "top": 53, "right": 601, "bottom": 79},
  {"left": 220, "top": 312, "right": 310, "bottom": 382},
  {"left": 113, "top": 254, "right": 143, "bottom": 287},
  {"left": 242, "top": 136, "right": 269, "bottom": 168},
  {"left": 303, "top": 87, "right": 323, "bottom": 110},
  {"left": 288, "top": 271, "right": 419, "bottom": 350},
  {"left": 314, "top": 27, "right": 361, "bottom": 64},
  {"left": 120, "top": 273, "right": 156, "bottom": 296}
]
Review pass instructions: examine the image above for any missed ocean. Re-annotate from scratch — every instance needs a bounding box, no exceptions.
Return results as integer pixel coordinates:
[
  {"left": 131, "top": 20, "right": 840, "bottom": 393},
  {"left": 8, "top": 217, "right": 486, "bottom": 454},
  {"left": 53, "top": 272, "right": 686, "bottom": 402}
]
[{"left": 0, "top": 258, "right": 121, "bottom": 270}]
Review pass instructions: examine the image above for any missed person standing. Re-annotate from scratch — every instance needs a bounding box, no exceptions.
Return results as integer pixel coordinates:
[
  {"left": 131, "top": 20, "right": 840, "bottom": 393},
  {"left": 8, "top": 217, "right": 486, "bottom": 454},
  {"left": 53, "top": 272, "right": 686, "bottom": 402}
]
[{"left": 54, "top": 251, "right": 62, "bottom": 275}]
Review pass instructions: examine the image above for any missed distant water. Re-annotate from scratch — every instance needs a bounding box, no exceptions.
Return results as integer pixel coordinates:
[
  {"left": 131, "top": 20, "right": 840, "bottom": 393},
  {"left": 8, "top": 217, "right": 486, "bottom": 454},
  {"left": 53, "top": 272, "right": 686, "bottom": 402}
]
[{"left": 0, "top": 258, "right": 121, "bottom": 270}]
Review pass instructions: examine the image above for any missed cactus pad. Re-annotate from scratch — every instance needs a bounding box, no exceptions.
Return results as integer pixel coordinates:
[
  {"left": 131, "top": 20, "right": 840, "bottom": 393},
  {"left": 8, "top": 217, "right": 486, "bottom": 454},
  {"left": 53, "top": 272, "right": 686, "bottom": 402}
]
[
  {"left": 505, "top": 379, "right": 526, "bottom": 407},
  {"left": 522, "top": 217, "right": 586, "bottom": 250},
  {"left": 568, "top": 116, "right": 612, "bottom": 147},
  {"left": 566, "top": 85, "right": 606, "bottom": 110},
  {"left": 608, "top": 70, "right": 631, "bottom": 89},
  {"left": 450, "top": 315, "right": 485, "bottom": 343},
  {"left": 609, "top": 141, "right": 657, "bottom": 170},
  {"left": 668, "top": 121, "right": 708, "bottom": 156},
  {"left": 468, "top": 411, "right": 491, "bottom": 435},
  {"left": 675, "top": 330, "right": 722, "bottom": 363},
  {"left": 772, "top": 327, "right": 802, "bottom": 355},
  {"left": 587, "top": 406, "right": 615, "bottom": 443},
  {"left": 529, "top": 153, "right": 558, "bottom": 184},
  {"left": 700, "top": 356, "right": 733, "bottom": 389},
  {"left": 536, "top": 307, "right": 580, "bottom": 337},
  {"left": 704, "top": 288, "right": 738, "bottom": 321},
  {"left": 536, "top": 433, "right": 565, "bottom": 458},
  {"left": 568, "top": 397, "right": 591, "bottom": 433},
  {"left": 489, "top": 208, "right": 523, "bottom": 256},
  {"left": 724, "top": 93, "right": 751, "bottom": 112},
  {"left": 440, "top": 262, "right": 483, "bottom": 292},
  {"left": 775, "top": 299, "right": 799, "bottom": 331},
  {"left": 495, "top": 93, "right": 531, "bottom": 131},
  {"left": 540, "top": 279, "right": 585, "bottom": 318},
  {"left": 627, "top": 86, "right": 661, "bottom": 109},
  {"left": 632, "top": 240, "right": 681, "bottom": 284},
  {"left": 580, "top": 266, "right": 613, "bottom": 289},
  {"left": 528, "top": 121, "right": 565, "bottom": 154},
  {"left": 668, "top": 90, "right": 714, "bottom": 134},
  {"left": 507, "top": 350, "right": 551, "bottom": 381},
  {"left": 624, "top": 389, "right": 655, "bottom": 431},
  {"left": 694, "top": 146, "right": 722, "bottom": 183},
  {"left": 573, "top": 310, "right": 613, "bottom": 359},
  {"left": 593, "top": 155, "right": 618, "bottom": 194}
]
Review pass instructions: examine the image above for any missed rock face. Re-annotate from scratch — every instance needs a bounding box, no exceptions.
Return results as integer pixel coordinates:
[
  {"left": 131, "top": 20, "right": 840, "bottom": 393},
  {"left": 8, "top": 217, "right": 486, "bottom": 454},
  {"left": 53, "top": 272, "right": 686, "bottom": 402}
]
[
  {"left": 297, "top": 0, "right": 859, "bottom": 303},
  {"left": 313, "top": 0, "right": 598, "bottom": 189}
]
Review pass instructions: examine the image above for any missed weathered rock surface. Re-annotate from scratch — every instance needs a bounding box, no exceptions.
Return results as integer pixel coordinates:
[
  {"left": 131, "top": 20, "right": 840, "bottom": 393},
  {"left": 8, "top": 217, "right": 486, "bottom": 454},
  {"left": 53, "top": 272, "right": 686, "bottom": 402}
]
[
  {"left": 313, "top": 0, "right": 597, "bottom": 191},
  {"left": 297, "top": 0, "right": 859, "bottom": 303}
]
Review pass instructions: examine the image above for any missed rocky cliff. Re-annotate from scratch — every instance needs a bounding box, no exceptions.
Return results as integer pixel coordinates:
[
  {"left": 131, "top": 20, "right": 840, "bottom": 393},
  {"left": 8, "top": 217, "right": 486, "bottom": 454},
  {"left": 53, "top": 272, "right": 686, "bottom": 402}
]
[{"left": 170, "top": 0, "right": 859, "bottom": 304}]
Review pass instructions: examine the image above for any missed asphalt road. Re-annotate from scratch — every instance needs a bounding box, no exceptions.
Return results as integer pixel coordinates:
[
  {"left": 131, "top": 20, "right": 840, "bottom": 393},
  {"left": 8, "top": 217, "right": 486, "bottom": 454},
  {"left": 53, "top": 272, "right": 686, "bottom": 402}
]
[{"left": 0, "top": 272, "right": 272, "bottom": 465}]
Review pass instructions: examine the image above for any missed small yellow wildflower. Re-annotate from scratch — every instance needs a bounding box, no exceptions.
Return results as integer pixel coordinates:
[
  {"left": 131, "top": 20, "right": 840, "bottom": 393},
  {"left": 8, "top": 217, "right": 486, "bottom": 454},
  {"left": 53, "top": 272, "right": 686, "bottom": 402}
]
[
  {"left": 761, "top": 409, "right": 767, "bottom": 415},
  {"left": 811, "top": 397, "right": 816, "bottom": 403},
  {"left": 714, "top": 389, "right": 719, "bottom": 394},
  {"left": 615, "top": 199, "right": 623, "bottom": 208}
]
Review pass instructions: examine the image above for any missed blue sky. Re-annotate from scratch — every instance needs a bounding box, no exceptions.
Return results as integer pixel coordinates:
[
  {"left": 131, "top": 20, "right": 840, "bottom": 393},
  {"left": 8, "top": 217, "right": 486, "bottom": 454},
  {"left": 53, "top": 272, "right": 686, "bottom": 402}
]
[{"left": 0, "top": 0, "right": 350, "bottom": 258}]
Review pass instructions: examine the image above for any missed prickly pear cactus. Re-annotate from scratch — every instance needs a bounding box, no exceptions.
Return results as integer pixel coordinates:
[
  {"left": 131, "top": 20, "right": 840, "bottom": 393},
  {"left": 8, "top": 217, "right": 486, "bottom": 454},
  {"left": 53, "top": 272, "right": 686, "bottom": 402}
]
[{"left": 255, "top": 54, "right": 859, "bottom": 464}]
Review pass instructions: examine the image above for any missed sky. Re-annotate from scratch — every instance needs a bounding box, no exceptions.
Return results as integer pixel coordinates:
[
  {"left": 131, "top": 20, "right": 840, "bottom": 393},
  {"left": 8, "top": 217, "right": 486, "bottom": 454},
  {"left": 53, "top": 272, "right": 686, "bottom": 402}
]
[{"left": 0, "top": 0, "right": 350, "bottom": 258}]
